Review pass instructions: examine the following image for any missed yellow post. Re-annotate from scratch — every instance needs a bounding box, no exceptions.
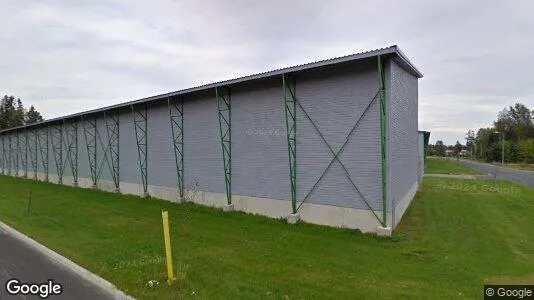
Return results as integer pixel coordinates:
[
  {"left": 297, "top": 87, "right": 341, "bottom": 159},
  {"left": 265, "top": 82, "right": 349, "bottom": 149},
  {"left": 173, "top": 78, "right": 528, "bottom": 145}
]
[{"left": 161, "top": 210, "right": 175, "bottom": 284}]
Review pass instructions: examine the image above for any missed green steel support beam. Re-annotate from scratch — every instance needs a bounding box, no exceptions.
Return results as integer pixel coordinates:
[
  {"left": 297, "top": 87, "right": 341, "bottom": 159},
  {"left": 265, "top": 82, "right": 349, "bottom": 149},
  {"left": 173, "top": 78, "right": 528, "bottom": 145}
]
[
  {"left": 282, "top": 74, "right": 297, "bottom": 214},
  {"left": 11, "top": 134, "right": 18, "bottom": 176},
  {"left": 95, "top": 125, "right": 112, "bottom": 183},
  {"left": 378, "top": 55, "right": 388, "bottom": 227},
  {"left": 22, "top": 130, "right": 28, "bottom": 178},
  {"left": 14, "top": 131, "right": 20, "bottom": 176},
  {"left": 29, "top": 129, "right": 38, "bottom": 179},
  {"left": 132, "top": 104, "right": 148, "bottom": 196},
  {"left": 7, "top": 134, "right": 12, "bottom": 176},
  {"left": 51, "top": 124, "right": 64, "bottom": 184},
  {"left": 64, "top": 119, "right": 79, "bottom": 185},
  {"left": 37, "top": 126, "right": 49, "bottom": 181},
  {"left": 215, "top": 87, "right": 232, "bottom": 205},
  {"left": 82, "top": 116, "right": 98, "bottom": 187},
  {"left": 168, "top": 96, "right": 184, "bottom": 200},
  {"left": 104, "top": 110, "right": 120, "bottom": 190}
]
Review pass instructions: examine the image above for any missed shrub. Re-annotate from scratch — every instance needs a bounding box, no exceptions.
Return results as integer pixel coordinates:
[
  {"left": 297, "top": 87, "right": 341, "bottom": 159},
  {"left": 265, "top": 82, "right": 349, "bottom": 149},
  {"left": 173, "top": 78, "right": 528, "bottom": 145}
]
[{"left": 519, "top": 139, "right": 534, "bottom": 163}]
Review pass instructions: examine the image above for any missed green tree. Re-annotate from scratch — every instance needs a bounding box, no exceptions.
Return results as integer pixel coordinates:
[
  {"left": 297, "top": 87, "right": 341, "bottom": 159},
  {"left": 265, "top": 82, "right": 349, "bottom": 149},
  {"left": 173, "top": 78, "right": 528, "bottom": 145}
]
[
  {"left": 26, "top": 105, "right": 44, "bottom": 124},
  {"left": 465, "top": 129, "right": 475, "bottom": 157},
  {"left": 454, "top": 141, "right": 462, "bottom": 156},
  {"left": 427, "top": 144, "right": 435, "bottom": 156},
  {"left": 519, "top": 139, "right": 534, "bottom": 163},
  {"left": 504, "top": 140, "right": 520, "bottom": 163},
  {"left": 435, "top": 140, "right": 446, "bottom": 157},
  {"left": 495, "top": 103, "right": 534, "bottom": 142},
  {"left": 0, "top": 95, "right": 16, "bottom": 129},
  {"left": 0, "top": 95, "right": 44, "bottom": 130}
]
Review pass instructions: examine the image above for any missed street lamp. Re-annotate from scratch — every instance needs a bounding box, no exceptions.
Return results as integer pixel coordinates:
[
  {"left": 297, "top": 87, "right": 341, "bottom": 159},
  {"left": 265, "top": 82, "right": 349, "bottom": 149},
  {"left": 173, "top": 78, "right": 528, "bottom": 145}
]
[{"left": 494, "top": 131, "right": 504, "bottom": 165}]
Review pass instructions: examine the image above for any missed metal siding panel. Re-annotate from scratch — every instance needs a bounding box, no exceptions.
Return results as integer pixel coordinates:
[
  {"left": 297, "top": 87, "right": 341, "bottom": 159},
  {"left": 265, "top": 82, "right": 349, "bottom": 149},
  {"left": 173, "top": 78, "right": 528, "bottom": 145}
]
[
  {"left": 62, "top": 123, "right": 72, "bottom": 178},
  {"left": 48, "top": 125, "right": 58, "bottom": 177},
  {"left": 29, "top": 128, "right": 37, "bottom": 175},
  {"left": 295, "top": 61, "right": 383, "bottom": 210},
  {"left": 9, "top": 133, "right": 14, "bottom": 174},
  {"left": 36, "top": 128, "right": 45, "bottom": 173},
  {"left": 231, "top": 79, "right": 290, "bottom": 200},
  {"left": 147, "top": 102, "right": 176, "bottom": 187},
  {"left": 183, "top": 95, "right": 225, "bottom": 193},
  {"left": 8, "top": 133, "right": 13, "bottom": 174},
  {"left": 388, "top": 61, "right": 419, "bottom": 207},
  {"left": 78, "top": 118, "right": 90, "bottom": 180},
  {"left": 119, "top": 110, "right": 139, "bottom": 184},
  {"left": 77, "top": 116, "right": 114, "bottom": 182},
  {"left": 96, "top": 115, "right": 112, "bottom": 181}
]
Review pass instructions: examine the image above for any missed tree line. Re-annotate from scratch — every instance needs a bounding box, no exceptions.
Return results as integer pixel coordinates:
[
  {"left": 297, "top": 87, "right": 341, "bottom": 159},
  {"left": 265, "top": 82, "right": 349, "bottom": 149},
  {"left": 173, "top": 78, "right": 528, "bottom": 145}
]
[
  {"left": 0, "top": 95, "right": 44, "bottom": 130},
  {"left": 429, "top": 103, "right": 534, "bottom": 163}
]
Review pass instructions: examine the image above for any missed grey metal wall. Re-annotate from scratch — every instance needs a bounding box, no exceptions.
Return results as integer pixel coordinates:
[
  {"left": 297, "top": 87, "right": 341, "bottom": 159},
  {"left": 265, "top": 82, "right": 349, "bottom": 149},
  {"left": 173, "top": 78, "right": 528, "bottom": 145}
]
[
  {"left": 118, "top": 109, "right": 141, "bottom": 185},
  {"left": 0, "top": 58, "right": 410, "bottom": 213},
  {"left": 183, "top": 93, "right": 225, "bottom": 193},
  {"left": 295, "top": 61, "right": 383, "bottom": 210},
  {"left": 231, "top": 79, "right": 290, "bottom": 200},
  {"left": 388, "top": 60, "right": 419, "bottom": 210}
]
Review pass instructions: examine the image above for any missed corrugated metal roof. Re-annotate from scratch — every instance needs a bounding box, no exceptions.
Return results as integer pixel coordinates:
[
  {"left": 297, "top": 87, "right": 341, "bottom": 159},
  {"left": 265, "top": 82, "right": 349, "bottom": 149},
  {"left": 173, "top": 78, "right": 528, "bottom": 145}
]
[{"left": 0, "top": 45, "right": 422, "bottom": 133}]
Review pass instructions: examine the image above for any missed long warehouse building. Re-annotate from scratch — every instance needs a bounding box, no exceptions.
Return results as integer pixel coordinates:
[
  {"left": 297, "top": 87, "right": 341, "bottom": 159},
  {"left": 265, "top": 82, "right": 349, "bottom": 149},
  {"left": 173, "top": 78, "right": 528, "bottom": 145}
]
[{"left": 0, "top": 45, "right": 422, "bottom": 235}]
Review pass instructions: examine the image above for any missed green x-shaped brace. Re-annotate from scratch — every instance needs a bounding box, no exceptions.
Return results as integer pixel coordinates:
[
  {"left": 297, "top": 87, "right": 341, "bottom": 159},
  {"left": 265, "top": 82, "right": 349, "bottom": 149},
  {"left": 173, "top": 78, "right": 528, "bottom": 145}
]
[{"left": 291, "top": 88, "right": 384, "bottom": 225}]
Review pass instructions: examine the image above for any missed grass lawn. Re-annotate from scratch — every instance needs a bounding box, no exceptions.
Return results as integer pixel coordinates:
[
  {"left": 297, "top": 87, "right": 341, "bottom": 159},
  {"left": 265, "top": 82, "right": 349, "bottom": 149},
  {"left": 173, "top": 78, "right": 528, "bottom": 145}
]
[
  {"left": 1, "top": 175, "right": 533, "bottom": 299},
  {"left": 425, "top": 157, "right": 481, "bottom": 174}
]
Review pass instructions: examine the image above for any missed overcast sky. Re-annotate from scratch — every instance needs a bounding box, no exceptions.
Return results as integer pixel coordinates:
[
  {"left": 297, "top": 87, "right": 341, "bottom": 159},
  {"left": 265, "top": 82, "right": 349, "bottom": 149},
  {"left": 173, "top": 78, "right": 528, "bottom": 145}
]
[{"left": 1, "top": 0, "right": 533, "bottom": 144}]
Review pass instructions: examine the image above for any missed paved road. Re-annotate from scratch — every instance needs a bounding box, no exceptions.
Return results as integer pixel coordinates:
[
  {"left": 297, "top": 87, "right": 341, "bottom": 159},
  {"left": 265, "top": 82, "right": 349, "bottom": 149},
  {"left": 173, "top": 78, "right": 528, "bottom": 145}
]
[
  {"left": 456, "top": 159, "right": 534, "bottom": 188},
  {"left": 0, "top": 230, "right": 114, "bottom": 300}
]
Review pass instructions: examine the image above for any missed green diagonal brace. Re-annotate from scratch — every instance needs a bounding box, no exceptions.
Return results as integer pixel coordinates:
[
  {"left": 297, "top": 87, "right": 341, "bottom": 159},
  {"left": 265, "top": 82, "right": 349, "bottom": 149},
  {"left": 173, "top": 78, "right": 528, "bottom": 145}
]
[
  {"left": 64, "top": 119, "right": 79, "bottom": 185},
  {"left": 22, "top": 130, "right": 28, "bottom": 178},
  {"left": 104, "top": 110, "right": 120, "bottom": 190},
  {"left": 216, "top": 87, "right": 232, "bottom": 205},
  {"left": 51, "top": 124, "right": 64, "bottom": 184},
  {"left": 168, "top": 96, "right": 184, "bottom": 200},
  {"left": 37, "top": 126, "right": 49, "bottom": 181},
  {"left": 82, "top": 115, "right": 98, "bottom": 187},
  {"left": 29, "top": 129, "right": 38, "bottom": 179},
  {"left": 295, "top": 92, "right": 383, "bottom": 224},
  {"left": 6, "top": 134, "right": 12, "bottom": 176},
  {"left": 14, "top": 131, "right": 20, "bottom": 176},
  {"left": 132, "top": 104, "right": 148, "bottom": 197},
  {"left": 283, "top": 74, "right": 385, "bottom": 226},
  {"left": 282, "top": 74, "right": 298, "bottom": 214}
]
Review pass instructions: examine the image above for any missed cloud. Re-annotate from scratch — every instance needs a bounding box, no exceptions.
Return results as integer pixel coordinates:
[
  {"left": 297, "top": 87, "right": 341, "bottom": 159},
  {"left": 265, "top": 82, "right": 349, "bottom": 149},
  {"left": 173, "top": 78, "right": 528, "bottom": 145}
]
[{"left": 0, "top": 0, "right": 533, "bottom": 145}]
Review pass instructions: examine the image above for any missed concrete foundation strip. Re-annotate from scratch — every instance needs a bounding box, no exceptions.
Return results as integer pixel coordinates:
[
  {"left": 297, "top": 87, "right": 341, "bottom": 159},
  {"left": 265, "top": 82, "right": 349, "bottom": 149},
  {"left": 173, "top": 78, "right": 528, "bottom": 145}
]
[{"left": 0, "top": 220, "right": 135, "bottom": 300}]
